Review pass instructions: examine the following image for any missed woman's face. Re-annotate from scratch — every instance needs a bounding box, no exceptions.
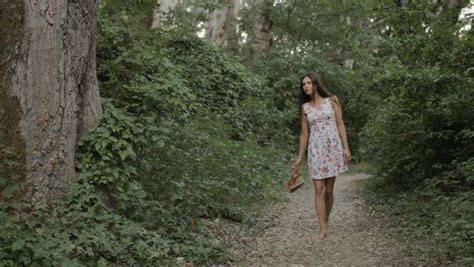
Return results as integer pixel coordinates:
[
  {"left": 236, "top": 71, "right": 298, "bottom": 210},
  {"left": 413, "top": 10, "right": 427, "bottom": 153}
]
[{"left": 302, "top": 76, "right": 313, "bottom": 95}]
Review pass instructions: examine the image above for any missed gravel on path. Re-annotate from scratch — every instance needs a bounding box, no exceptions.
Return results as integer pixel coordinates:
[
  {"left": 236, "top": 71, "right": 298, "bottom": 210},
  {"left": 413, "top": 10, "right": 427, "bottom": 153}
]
[{"left": 206, "top": 172, "right": 425, "bottom": 266}]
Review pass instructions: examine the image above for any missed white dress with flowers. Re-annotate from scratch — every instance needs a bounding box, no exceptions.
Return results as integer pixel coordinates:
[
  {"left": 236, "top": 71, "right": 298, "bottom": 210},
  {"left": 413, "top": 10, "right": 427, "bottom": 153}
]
[{"left": 303, "top": 97, "right": 348, "bottom": 180}]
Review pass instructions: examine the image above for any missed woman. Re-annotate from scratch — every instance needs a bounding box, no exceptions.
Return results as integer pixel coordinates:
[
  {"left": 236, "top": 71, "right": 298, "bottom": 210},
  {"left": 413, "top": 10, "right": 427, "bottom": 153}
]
[{"left": 292, "top": 72, "right": 351, "bottom": 240}]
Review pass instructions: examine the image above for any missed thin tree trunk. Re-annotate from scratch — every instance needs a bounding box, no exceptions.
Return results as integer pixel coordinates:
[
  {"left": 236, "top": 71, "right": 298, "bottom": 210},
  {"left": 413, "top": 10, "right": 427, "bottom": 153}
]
[
  {"left": 0, "top": 0, "right": 102, "bottom": 203},
  {"left": 205, "top": 0, "right": 239, "bottom": 52},
  {"left": 446, "top": 0, "right": 461, "bottom": 8},
  {"left": 250, "top": 0, "right": 272, "bottom": 53},
  {"left": 224, "top": 0, "right": 239, "bottom": 53},
  {"left": 205, "top": 1, "right": 229, "bottom": 44},
  {"left": 151, "top": 0, "right": 184, "bottom": 29}
]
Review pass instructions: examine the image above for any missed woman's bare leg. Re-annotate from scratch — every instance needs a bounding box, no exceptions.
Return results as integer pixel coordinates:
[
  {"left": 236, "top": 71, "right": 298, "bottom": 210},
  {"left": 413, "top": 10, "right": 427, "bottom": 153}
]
[
  {"left": 325, "top": 176, "right": 336, "bottom": 225},
  {"left": 313, "top": 180, "right": 328, "bottom": 240}
]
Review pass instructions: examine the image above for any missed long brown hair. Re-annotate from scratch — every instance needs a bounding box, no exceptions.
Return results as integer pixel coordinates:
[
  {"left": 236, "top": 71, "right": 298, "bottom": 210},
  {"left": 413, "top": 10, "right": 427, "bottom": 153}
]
[{"left": 298, "top": 72, "right": 333, "bottom": 106}]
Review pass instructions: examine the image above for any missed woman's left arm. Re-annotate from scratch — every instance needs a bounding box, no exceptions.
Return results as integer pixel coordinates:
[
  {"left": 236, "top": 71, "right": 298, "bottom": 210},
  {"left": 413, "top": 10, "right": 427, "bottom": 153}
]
[{"left": 331, "top": 96, "right": 351, "bottom": 162}]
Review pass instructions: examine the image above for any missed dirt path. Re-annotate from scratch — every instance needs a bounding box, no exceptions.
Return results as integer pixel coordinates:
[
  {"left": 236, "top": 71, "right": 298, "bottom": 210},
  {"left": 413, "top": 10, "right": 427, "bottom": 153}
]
[{"left": 209, "top": 171, "right": 423, "bottom": 266}]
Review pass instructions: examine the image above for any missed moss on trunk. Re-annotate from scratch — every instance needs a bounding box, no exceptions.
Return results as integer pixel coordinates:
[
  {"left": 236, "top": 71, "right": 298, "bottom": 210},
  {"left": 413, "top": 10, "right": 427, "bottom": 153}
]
[{"left": 0, "top": 1, "right": 27, "bottom": 199}]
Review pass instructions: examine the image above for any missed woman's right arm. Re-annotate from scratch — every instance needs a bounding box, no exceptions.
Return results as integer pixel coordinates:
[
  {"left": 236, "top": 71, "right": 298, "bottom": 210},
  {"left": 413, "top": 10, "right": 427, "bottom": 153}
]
[{"left": 293, "top": 106, "right": 309, "bottom": 170}]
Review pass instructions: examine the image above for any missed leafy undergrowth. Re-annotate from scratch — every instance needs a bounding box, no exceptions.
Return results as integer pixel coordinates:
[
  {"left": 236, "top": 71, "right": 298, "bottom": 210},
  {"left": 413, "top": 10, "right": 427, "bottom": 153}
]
[
  {"left": 0, "top": 2, "right": 294, "bottom": 265},
  {"left": 361, "top": 171, "right": 474, "bottom": 265}
]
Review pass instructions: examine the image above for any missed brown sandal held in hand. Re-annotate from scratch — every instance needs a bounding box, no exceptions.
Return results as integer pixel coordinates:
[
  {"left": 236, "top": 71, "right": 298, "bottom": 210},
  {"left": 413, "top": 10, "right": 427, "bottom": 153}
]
[{"left": 285, "top": 168, "right": 304, "bottom": 192}]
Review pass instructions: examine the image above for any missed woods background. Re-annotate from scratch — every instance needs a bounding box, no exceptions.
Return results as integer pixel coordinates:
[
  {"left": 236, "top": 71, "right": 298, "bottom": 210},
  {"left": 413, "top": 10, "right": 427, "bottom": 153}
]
[{"left": 0, "top": 0, "right": 473, "bottom": 265}]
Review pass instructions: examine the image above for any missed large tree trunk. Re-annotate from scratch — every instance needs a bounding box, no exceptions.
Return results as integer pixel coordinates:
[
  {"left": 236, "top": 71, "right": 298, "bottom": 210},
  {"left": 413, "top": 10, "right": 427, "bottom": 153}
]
[{"left": 0, "top": 1, "right": 102, "bottom": 203}]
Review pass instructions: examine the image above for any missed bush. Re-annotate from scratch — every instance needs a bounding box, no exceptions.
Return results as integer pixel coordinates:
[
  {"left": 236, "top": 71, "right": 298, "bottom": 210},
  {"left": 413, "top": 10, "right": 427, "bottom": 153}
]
[
  {"left": 1, "top": 2, "right": 294, "bottom": 265},
  {"left": 360, "top": 68, "right": 473, "bottom": 191},
  {"left": 139, "top": 114, "right": 290, "bottom": 221},
  {"left": 358, "top": 5, "right": 474, "bottom": 261}
]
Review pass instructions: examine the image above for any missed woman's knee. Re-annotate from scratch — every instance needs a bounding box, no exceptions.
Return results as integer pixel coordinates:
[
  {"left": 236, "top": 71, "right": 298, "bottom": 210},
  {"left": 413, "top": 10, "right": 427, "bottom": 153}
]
[{"left": 313, "top": 181, "right": 326, "bottom": 196}]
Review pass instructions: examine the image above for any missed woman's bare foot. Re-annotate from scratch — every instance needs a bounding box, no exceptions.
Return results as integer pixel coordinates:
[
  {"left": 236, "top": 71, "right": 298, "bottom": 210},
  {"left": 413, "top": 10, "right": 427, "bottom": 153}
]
[
  {"left": 308, "top": 231, "right": 327, "bottom": 240},
  {"left": 318, "top": 231, "right": 328, "bottom": 240},
  {"left": 310, "top": 226, "right": 329, "bottom": 240},
  {"left": 319, "top": 225, "right": 329, "bottom": 240}
]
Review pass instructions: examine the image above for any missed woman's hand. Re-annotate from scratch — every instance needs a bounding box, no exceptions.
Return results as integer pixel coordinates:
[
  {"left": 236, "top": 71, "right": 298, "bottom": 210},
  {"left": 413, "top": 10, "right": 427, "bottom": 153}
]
[
  {"left": 292, "top": 157, "right": 303, "bottom": 171},
  {"left": 343, "top": 148, "right": 352, "bottom": 163}
]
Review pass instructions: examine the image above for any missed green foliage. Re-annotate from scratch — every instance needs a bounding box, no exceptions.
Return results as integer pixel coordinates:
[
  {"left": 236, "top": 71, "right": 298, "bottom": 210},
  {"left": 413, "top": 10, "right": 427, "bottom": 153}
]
[
  {"left": 372, "top": 0, "right": 472, "bottom": 68},
  {"left": 259, "top": 0, "right": 474, "bottom": 263},
  {"left": 2, "top": 1, "right": 293, "bottom": 265},
  {"left": 362, "top": 177, "right": 474, "bottom": 265},
  {"left": 358, "top": 1, "right": 474, "bottom": 263},
  {"left": 240, "top": 0, "right": 387, "bottom": 158},
  {"left": 162, "top": 33, "right": 261, "bottom": 113},
  {"left": 76, "top": 99, "right": 153, "bottom": 215},
  {"left": 0, "top": 144, "right": 23, "bottom": 202},
  {"left": 78, "top": 100, "right": 140, "bottom": 184},
  {"left": 225, "top": 97, "right": 293, "bottom": 144},
  {"left": 97, "top": 9, "right": 197, "bottom": 118},
  {"left": 73, "top": 2, "right": 293, "bottom": 265},
  {"left": 0, "top": 105, "right": 26, "bottom": 205},
  {"left": 0, "top": 181, "right": 229, "bottom": 266},
  {"left": 360, "top": 68, "right": 473, "bottom": 190},
  {"left": 140, "top": 115, "right": 290, "bottom": 222},
  {"left": 3, "top": 0, "right": 472, "bottom": 265}
]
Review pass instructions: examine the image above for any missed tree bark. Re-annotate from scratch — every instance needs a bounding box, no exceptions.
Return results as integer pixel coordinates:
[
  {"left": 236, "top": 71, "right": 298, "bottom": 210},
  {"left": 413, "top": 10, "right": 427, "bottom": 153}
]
[
  {"left": 205, "top": 1, "right": 229, "bottom": 44},
  {"left": 224, "top": 0, "right": 239, "bottom": 53},
  {"left": 151, "top": 0, "right": 185, "bottom": 29},
  {"left": 0, "top": 0, "right": 102, "bottom": 203},
  {"left": 446, "top": 0, "right": 461, "bottom": 8},
  {"left": 250, "top": 0, "right": 272, "bottom": 54},
  {"left": 205, "top": 0, "right": 239, "bottom": 52}
]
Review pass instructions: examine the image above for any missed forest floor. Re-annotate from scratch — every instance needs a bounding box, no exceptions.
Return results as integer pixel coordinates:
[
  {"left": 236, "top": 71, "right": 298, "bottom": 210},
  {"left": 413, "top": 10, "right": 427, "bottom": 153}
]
[{"left": 204, "top": 168, "right": 429, "bottom": 266}]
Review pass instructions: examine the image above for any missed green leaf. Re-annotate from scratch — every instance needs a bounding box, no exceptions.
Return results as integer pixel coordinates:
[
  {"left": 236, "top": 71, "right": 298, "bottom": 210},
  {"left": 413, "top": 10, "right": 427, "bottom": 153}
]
[
  {"left": 97, "top": 258, "right": 108, "bottom": 267},
  {"left": 11, "top": 239, "right": 25, "bottom": 251}
]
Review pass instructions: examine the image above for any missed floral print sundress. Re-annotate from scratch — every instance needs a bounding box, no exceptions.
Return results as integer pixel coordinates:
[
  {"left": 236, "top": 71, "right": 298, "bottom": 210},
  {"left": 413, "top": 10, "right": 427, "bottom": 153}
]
[{"left": 303, "top": 97, "right": 348, "bottom": 180}]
